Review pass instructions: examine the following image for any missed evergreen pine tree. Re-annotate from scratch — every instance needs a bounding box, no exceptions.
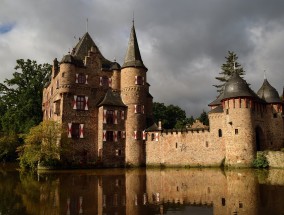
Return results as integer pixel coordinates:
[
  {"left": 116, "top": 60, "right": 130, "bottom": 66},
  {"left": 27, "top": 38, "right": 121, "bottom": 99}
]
[{"left": 214, "top": 51, "right": 245, "bottom": 93}]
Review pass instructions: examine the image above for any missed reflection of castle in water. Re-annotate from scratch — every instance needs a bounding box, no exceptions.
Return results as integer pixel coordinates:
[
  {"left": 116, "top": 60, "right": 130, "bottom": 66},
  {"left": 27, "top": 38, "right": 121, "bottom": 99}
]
[{"left": 31, "top": 169, "right": 284, "bottom": 215}]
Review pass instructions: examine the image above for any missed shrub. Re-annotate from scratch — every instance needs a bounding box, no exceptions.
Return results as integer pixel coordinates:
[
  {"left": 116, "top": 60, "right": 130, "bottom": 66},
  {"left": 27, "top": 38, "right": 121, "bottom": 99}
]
[{"left": 253, "top": 152, "right": 269, "bottom": 168}]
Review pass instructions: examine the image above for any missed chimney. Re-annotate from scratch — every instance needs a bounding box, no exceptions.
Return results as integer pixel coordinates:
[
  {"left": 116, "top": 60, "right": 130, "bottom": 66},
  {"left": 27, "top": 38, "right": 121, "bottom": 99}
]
[{"left": 158, "top": 120, "right": 162, "bottom": 130}]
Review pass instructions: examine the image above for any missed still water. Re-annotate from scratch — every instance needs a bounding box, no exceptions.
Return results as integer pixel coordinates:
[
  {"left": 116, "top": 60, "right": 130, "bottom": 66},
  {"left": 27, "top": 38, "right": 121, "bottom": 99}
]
[{"left": 0, "top": 164, "right": 283, "bottom": 215}]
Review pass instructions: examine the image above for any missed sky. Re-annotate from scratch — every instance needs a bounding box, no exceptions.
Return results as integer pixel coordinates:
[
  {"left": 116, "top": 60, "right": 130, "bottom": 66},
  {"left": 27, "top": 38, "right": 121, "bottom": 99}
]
[{"left": 0, "top": 0, "right": 284, "bottom": 117}]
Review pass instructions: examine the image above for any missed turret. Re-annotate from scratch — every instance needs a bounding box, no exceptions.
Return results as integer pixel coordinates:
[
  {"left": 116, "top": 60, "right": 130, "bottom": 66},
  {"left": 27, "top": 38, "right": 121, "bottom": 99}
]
[
  {"left": 221, "top": 72, "right": 258, "bottom": 167},
  {"left": 121, "top": 21, "right": 148, "bottom": 166}
]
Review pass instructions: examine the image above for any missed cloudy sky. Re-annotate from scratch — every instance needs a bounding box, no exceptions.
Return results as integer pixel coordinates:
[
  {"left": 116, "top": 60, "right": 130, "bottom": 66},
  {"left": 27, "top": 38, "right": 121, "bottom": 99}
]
[{"left": 0, "top": 0, "right": 284, "bottom": 117}]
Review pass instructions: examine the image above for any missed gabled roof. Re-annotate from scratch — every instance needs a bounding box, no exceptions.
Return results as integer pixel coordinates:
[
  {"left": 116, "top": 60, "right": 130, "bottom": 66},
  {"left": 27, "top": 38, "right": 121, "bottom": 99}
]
[
  {"left": 122, "top": 22, "right": 147, "bottom": 70},
  {"left": 145, "top": 123, "right": 160, "bottom": 132},
  {"left": 98, "top": 89, "right": 126, "bottom": 107},
  {"left": 71, "top": 32, "right": 113, "bottom": 69},
  {"left": 208, "top": 105, "right": 223, "bottom": 114}
]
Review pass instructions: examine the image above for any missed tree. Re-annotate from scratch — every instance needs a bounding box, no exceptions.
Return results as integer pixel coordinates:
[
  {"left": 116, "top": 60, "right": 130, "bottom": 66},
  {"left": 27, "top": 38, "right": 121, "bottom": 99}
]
[
  {"left": 0, "top": 59, "right": 51, "bottom": 134},
  {"left": 175, "top": 116, "right": 195, "bottom": 129},
  {"left": 0, "top": 134, "right": 22, "bottom": 162},
  {"left": 17, "top": 120, "right": 68, "bottom": 170},
  {"left": 197, "top": 110, "right": 209, "bottom": 126},
  {"left": 153, "top": 102, "right": 187, "bottom": 129},
  {"left": 214, "top": 51, "right": 245, "bottom": 93}
]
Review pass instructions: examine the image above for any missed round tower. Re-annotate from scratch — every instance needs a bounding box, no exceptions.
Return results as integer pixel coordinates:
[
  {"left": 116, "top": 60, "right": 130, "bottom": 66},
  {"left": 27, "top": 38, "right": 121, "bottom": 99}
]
[
  {"left": 121, "top": 21, "right": 148, "bottom": 166},
  {"left": 221, "top": 72, "right": 258, "bottom": 167}
]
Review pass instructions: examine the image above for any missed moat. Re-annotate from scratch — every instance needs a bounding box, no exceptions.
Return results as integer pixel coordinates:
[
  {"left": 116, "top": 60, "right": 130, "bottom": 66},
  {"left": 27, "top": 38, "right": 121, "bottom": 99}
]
[{"left": 0, "top": 164, "right": 283, "bottom": 215}]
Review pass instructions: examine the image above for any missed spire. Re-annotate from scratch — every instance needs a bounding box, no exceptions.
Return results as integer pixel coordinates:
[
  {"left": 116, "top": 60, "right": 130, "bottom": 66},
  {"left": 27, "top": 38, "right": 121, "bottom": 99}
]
[{"left": 122, "top": 21, "right": 147, "bottom": 70}]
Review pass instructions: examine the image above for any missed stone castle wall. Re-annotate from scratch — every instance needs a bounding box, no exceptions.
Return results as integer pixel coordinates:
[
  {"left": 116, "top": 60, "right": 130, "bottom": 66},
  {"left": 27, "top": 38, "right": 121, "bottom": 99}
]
[{"left": 146, "top": 129, "right": 225, "bottom": 167}]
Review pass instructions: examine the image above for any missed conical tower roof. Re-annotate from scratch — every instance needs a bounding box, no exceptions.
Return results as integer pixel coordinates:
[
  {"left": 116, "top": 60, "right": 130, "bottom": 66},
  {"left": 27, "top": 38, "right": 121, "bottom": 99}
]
[
  {"left": 122, "top": 22, "right": 147, "bottom": 70},
  {"left": 257, "top": 79, "right": 282, "bottom": 103}
]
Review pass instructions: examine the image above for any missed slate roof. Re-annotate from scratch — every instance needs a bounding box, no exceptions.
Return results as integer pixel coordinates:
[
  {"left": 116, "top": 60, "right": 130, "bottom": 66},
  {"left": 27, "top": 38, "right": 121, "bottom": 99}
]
[
  {"left": 222, "top": 72, "right": 259, "bottom": 100},
  {"left": 60, "top": 54, "right": 84, "bottom": 67},
  {"left": 145, "top": 123, "right": 160, "bottom": 132},
  {"left": 70, "top": 32, "right": 113, "bottom": 69},
  {"left": 257, "top": 79, "right": 282, "bottom": 103},
  {"left": 208, "top": 105, "right": 223, "bottom": 114},
  {"left": 122, "top": 23, "right": 147, "bottom": 70},
  {"left": 208, "top": 91, "right": 224, "bottom": 106},
  {"left": 98, "top": 89, "right": 126, "bottom": 107}
]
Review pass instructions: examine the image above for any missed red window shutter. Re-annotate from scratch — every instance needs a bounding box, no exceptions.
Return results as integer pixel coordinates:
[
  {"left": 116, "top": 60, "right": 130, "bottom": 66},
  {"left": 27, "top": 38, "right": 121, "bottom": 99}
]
[
  {"left": 79, "top": 124, "right": 84, "bottom": 138},
  {"left": 73, "top": 95, "right": 77, "bottom": 109},
  {"left": 85, "top": 75, "right": 88, "bottom": 84},
  {"left": 84, "top": 96, "right": 89, "bottom": 110},
  {"left": 134, "top": 131, "right": 137, "bottom": 140},
  {"left": 103, "top": 130, "right": 106, "bottom": 141},
  {"left": 100, "top": 77, "right": 103, "bottom": 86},
  {"left": 142, "top": 77, "right": 145, "bottom": 85},
  {"left": 114, "top": 110, "right": 118, "bottom": 124},
  {"left": 135, "top": 76, "right": 138, "bottom": 85},
  {"left": 75, "top": 73, "right": 79, "bottom": 83},
  {"left": 103, "top": 110, "right": 107, "bottom": 124},
  {"left": 68, "top": 123, "right": 72, "bottom": 138},
  {"left": 155, "top": 133, "right": 159, "bottom": 141},
  {"left": 121, "top": 111, "right": 125, "bottom": 120},
  {"left": 114, "top": 131, "right": 118, "bottom": 142},
  {"left": 122, "top": 131, "right": 126, "bottom": 138},
  {"left": 108, "top": 78, "right": 112, "bottom": 87},
  {"left": 143, "top": 131, "right": 146, "bottom": 140},
  {"left": 134, "top": 105, "right": 137, "bottom": 113}
]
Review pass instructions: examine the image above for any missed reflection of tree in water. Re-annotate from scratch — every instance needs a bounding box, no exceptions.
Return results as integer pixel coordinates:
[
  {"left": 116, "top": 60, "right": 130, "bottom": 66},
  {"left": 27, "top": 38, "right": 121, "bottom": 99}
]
[
  {"left": 0, "top": 165, "right": 26, "bottom": 215},
  {"left": 15, "top": 172, "right": 60, "bottom": 215}
]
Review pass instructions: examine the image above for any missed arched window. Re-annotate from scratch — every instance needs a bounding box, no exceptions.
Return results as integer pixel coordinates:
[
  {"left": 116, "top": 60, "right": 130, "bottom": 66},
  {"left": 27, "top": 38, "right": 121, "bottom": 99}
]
[{"left": 218, "top": 129, "right": 222, "bottom": 137}]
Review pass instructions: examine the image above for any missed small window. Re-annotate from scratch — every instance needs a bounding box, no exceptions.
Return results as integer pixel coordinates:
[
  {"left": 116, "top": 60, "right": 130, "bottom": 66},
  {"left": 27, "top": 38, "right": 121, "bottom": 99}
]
[
  {"left": 176, "top": 142, "right": 178, "bottom": 148},
  {"left": 135, "top": 105, "right": 144, "bottom": 114},
  {"left": 206, "top": 141, "right": 209, "bottom": 147},
  {"left": 135, "top": 76, "right": 143, "bottom": 85},
  {"left": 106, "top": 131, "right": 113, "bottom": 142},
  {"left": 239, "top": 202, "right": 243, "bottom": 208},
  {"left": 62, "top": 72, "right": 65, "bottom": 77},
  {"left": 56, "top": 80, "right": 60, "bottom": 89},
  {"left": 54, "top": 100, "right": 60, "bottom": 115},
  {"left": 71, "top": 123, "right": 80, "bottom": 139},
  {"left": 218, "top": 129, "right": 222, "bottom": 137},
  {"left": 78, "top": 73, "right": 86, "bottom": 84},
  {"left": 273, "top": 113, "right": 277, "bottom": 118},
  {"left": 226, "top": 109, "right": 229, "bottom": 115},
  {"left": 106, "top": 110, "right": 114, "bottom": 124},
  {"left": 117, "top": 131, "right": 121, "bottom": 140},
  {"left": 235, "top": 129, "right": 239, "bottom": 135},
  {"left": 151, "top": 133, "right": 155, "bottom": 141},
  {"left": 76, "top": 96, "right": 86, "bottom": 110},
  {"left": 115, "top": 149, "right": 122, "bottom": 156},
  {"left": 101, "top": 76, "right": 109, "bottom": 87},
  {"left": 222, "top": 198, "right": 226, "bottom": 206}
]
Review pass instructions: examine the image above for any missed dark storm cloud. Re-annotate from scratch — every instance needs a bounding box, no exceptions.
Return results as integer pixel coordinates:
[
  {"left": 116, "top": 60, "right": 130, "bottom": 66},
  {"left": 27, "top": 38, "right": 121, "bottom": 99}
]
[{"left": 0, "top": 0, "right": 284, "bottom": 116}]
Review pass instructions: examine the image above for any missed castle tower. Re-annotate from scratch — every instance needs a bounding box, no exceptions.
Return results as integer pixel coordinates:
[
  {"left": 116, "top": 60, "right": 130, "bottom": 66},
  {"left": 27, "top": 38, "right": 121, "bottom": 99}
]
[
  {"left": 121, "top": 21, "right": 148, "bottom": 166},
  {"left": 221, "top": 72, "right": 258, "bottom": 167},
  {"left": 257, "top": 78, "right": 284, "bottom": 150}
]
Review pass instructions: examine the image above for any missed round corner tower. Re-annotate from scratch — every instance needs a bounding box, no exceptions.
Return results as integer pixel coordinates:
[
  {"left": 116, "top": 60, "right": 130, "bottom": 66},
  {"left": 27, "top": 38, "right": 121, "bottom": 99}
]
[
  {"left": 221, "top": 73, "right": 257, "bottom": 167},
  {"left": 121, "top": 22, "right": 148, "bottom": 166}
]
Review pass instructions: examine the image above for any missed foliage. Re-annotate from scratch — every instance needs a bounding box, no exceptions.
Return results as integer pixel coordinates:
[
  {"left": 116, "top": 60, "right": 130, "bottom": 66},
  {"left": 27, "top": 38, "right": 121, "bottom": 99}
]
[
  {"left": 253, "top": 152, "right": 269, "bottom": 168},
  {"left": 197, "top": 110, "right": 209, "bottom": 126},
  {"left": 153, "top": 102, "right": 190, "bottom": 129},
  {"left": 0, "top": 134, "right": 22, "bottom": 162},
  {"left": 213, "top": 51, "right": 245, "bottom": 93},
  {"left": 17, "top": 120, "right": 68, "bottom": 170},
  {"left": 0, "top": 59, "right": 51, "bottom": 134},
  {"left": 175, "top": 116, "right": 195, "bottom": 129}
]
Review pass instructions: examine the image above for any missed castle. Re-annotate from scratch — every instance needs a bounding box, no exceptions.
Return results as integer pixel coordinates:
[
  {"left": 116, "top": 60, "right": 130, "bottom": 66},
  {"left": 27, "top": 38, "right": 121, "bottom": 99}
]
[{"left": 42, "top": 22, "right": 284, "bottom": 168}]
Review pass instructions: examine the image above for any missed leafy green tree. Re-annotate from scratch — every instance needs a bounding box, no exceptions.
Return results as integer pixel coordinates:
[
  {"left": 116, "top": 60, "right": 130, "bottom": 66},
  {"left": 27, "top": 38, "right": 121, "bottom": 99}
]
[
  {"left": 175, "top": 116, "right": 195, "bottom": 129},
  {"left": 0, "top": 59, "right": 51, "bottom": 134},
  {"left": 197, "top": 110, "right": 209, "bottom": 126},
  {"left": 153, "top": 102, "right": 187, "bottom": 129},
  {"left": 214, "top": 51, "right": 245, "bottom": 93},
  {"left": 17, "top": 120, "right": 68, "bottom": 170},
  {"left": 0, "top": 134, "right": 22, "bottom": 162}
]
